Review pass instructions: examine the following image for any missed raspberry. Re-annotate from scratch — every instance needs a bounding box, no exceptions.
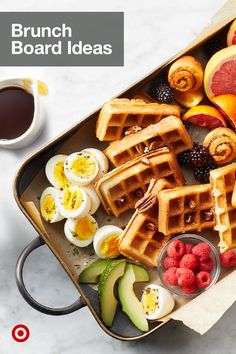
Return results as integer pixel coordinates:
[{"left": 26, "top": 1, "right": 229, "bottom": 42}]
[
  {"left": 167, "top": 240, "right": 186, "bottom": 260},
  {"left": 163, "top": 267, "right": 178, "bottom": 286},
  {"left": 163, "top": 256, "right": 179, "bottom": 270},
  {"left": 198, "top": 258, "right": 213, "bottom": 272},
  {"left": 179, "top": 254, "right": 198, "bottom": 271},
  {"left": 192, "top": 242, "right": 211, "bottom": 261},
  {"left": 181, "top": 282, "right": 197, "bottom": 294},
  {"left": 190, "top": 143, "right": 212, "bottom": 167},
  {"left": 196, "top": 271, "right": 212, "bottom": 288},
  {"left": 220, "top": 249, "right": 236, "bottom": 268},
  {"left": 185, "top": 243, "right": 194, "bottom": 254},
  {"left": 176, "top": 268, "right": 195, "bottom": 287}
]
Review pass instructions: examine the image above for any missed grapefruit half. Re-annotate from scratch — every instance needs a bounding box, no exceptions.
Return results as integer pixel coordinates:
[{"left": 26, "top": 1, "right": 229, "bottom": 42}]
[
  {"left": 204, "top": 45, "right": 236, "bottom": 99},
  {"left": 227, "top": 19, "right": 236, "bottom": 46},
  {"left": 182, "top": 105, "right": 227, "bottom": 129}
]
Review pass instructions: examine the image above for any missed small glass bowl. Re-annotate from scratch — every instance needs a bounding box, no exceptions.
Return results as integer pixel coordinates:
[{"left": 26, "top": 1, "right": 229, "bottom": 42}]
[{"left": 157, "top": 234, "right": 221, "bottom": 298}]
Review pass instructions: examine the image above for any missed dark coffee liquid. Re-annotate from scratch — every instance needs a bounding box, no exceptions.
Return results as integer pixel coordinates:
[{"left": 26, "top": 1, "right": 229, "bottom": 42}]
[{"left": 0, "top": 87, "right": 34, "bottom": 140}]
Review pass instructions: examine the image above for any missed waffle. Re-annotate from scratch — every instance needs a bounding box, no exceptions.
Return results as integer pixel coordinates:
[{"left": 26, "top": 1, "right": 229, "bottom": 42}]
[
  {"left": 210, "top": 163, "right": 236, "bottom": 252},
  {"left": 96, "top": 98, "right": 181, "bottom": 141},
  {"left": 95, "top": 147, "right": 184, "bottom": 217},
  {"left": 119, "top": 178, "right": 173, "bottom": 268},
  {"left": 104, "top": 116, "right": 193, "bottom": 167},
  {"left": 158, "top": 184, "right": 215, "bottom": 235}
]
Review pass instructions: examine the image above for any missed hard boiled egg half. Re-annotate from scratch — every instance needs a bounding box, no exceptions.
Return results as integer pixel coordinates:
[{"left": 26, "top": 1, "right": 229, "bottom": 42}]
[
  {"left": 59, "top": 185, "right": 90, "bottom": 218},
  {"left": 93, "top": 225, "right": 123, "bottom": 259},
  {"left": 81, "top": 185, "right": 100, "bottom": 215},
  {"left": 141, "top": 284, "right": 175, "bottom": 320},
  {"left": 40, "top": 187, "right": 64, "bottom": 223},
  {"left": 64, "top": 152, "right": 99, "bottom": 186},
  {"left": 82, "top": 148, "right": 109, "bottom": 181},
  {"left": 45, "top": 154, "right": 71, "bottom": 189},
  {"left": 64, "top": 215, "right": 98, "bottom": 247}
]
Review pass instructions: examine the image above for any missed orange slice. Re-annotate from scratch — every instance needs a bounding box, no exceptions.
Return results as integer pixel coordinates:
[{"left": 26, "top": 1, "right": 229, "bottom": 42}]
[
  {"left": 204, "top": 45, "right": 236, "bottom": 99},
  {"left": 212, "top": 94, "right": 236, "bottom": 130},
  {"left": 182, "top": 105, "right": 227, "bottom": 129},
  {"left": 173, "top": 88, "right": 204, "bottom": 108},
  {"left": 227, "top": 19, "right": 236, "bottom": 46}
]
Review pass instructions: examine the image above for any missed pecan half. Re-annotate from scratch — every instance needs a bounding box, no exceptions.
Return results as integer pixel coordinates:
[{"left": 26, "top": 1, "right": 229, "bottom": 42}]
[
  {"left": 124, "top": 126, "right": 142, "bottom": 136},
  {"left": 149, "top": 141, "right": 159, "bottom": 151},
  {"left": 135, "top": 143, "right": 144, "bottom": 154},
  {"left": 185, "top": 214, "right": 193, "bottom": 224},
  {"left": 203, "top": 211, "right": 213, "bottom": 221},
  {"left": 187, "top": 199, "right": 197, "bottom": 210},
  {"left": 135, "top": 193, "right": 157, "bottom": 213},
  {"left": 146, "top": 222, "right": 157, "bottom": 231}
]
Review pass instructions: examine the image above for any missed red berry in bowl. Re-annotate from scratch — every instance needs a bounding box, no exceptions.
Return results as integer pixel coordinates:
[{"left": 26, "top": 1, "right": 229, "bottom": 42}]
[
  {"left": 198, "top": 258, "right": 213, "bottom": 272},
  {"left": 192, "top": 242, "right": 211, "bottom": 261},
  {"left": 163, "top": 256, "right": 179, "bottom": 270},
  {"left": 181, "top": 282, "right": 197, "bottom": 294},
  {"left": 196, "top": 271, "right": 212, "bottom": 288},
  {"left": 220, "top": 249, "right": 236, "bottom": 267},
  {"left": 185, "top": 243, "right": 194, "bottom": 254},
  {"left": 179, "top": 254, "right": 198, "bottom": 271},
  {"left": 167, "top": 240, "right": 186, "bottom": 259},
  {"left": 163, "top": 267, "right": 178, "bottom": 286},
  {"left": 176, "top": 268, "right": 195, "bottom": 287}
]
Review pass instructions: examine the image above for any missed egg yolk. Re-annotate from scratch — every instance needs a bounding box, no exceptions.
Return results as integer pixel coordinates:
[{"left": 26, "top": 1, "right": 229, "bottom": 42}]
[
  {"left": 71, "top": 154, "right": 97, "bottom": 178},
  {"left": 142, "top": 288, "right": 159, "bottom": 315},
  {"left": 54, "top": 162, "right": 70, "bottom": 189},
  {"left": 100, "top": 233, "right": 120, "bottom": 258},
  {"left": 62, "top": 187, "right": 83, "bottom": 211},
  {"left": 71, "top": 216, "right": 97, "bottom": 240},
  {"left": 41, "top": 194, "right": 56, "bottom": 222}
]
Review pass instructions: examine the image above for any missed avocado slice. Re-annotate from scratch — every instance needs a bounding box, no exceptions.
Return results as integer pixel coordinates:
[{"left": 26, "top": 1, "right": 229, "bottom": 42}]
[
  {"left": 118, "top": 264, "right": 149, "bottom": 332},
  {"left": 98, "top": 259, "right": 126, "bottom": 327},
  {"left": 78, "top": 260, "right": 111, "bottom": 283}
]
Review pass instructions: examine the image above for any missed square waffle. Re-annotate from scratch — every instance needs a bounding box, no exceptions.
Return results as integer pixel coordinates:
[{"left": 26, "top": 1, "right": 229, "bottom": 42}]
[
  {"left": 96, "top": 98, "right": 181, "bottom": 141},
  {"left": 104, "top": 115, "right": 193, "bottom": 167},
  {"left": 210, "top": 163, "right": 236, "bottom": 252},
  {"left": 95, "top": 147, "right": 184, "bottom": 217},
  {"left": 119, "top": 179, "right": 173, "bottom": 268},
  {"left": 158, "top": 184, "right": 215, "bottom": 235}
]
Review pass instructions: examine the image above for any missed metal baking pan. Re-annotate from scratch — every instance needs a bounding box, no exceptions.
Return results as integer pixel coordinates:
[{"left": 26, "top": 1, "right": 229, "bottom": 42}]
[{"left": 13, "top": 11, "right": 235, "bottom": 341}]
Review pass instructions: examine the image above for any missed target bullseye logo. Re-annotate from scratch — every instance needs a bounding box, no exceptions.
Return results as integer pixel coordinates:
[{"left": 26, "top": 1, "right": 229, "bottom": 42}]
[{"left": 12, "top": 324, "right": 30, "bottom": 342}]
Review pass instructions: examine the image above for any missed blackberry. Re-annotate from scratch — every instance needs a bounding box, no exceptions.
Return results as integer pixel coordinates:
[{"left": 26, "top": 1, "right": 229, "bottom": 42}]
[
  {"left": 190, "top": 143, "right": 212, "bottom": 167},
  {"left": 178, "top": 150, "right": 192, "bottom": 165},
  {"left": 204, "top": 38, "right": 225, "bottom": 58},
  {"left": 194, "top": 163, "right": 218, "bottom": 183},
  {"left": 150, "top": 76, "right": 173, "bottom": 104}
]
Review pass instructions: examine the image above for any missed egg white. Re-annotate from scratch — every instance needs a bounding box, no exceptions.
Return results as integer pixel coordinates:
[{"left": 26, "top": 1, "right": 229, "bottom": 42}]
[
  {"left": 82, "top": 148, "right": 109, "bottom": 182},
  {"left": 45, "top": 154, "right": 70, "bottom": 189},
  {"left": 40, "top": 187, "right": 64, "bottom": 223},
  {"left": 64, "top": 215, "right": 98, "bottom": 247},
  {"left": 81, "top": 185, "right": 100, "bottom": 214},
  {"left": 64, "top": 152, "right": 99, "bottom": 186},
  {"left": 59, "top": 185, "right": 90, "bottom": 219},
  {"left": 93, "top": 225, "right": 123, "bottom": 259},
  {"left": 141, "top": 284, "right": 175, "bottom": 320}
]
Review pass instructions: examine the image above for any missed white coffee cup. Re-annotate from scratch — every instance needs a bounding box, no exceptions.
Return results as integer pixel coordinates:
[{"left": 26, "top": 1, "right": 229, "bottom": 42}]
[{"left": 0, "top": 76, "right": 47, "bottom": 149}]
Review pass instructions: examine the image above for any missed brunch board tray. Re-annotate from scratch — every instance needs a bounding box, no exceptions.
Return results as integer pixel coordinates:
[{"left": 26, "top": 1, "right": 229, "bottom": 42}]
[{"left": 14, "top": 2, "right": 236, "bottom": 341}]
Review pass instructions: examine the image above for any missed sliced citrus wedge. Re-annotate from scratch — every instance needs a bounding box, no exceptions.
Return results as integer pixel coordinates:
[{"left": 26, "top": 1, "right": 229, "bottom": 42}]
[
  {"left": 182, "top": 105, "right": 227, "bottom": 129},
  {"left": 174, "top": 88, "right": 204, "bottom": 108},
  {"left": 212, "top": 94, "right": 236, "bottom": 130},
  {"left": 204, "top": 45, "right": 236, "bottom": 99},
  {"left": 227, "top": 19, "right": 236, "bottom": 46}
]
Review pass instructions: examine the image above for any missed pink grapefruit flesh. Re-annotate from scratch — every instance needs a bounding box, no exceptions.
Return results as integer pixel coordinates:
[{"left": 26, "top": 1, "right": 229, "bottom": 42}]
[{"left": 227, "top": 19, "right": 236, "bottom": 46}]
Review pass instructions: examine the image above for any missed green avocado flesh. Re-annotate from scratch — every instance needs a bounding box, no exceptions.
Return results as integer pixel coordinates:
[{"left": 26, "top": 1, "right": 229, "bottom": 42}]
[
  {"left": 78, "top": 260, "right": 111, "bottom": 283},
  {"left": 98, "top": 259, "right": 126, "bottom": 327},
  {"left": 118, "top": 264, "right": 149, "bottom": 332}
]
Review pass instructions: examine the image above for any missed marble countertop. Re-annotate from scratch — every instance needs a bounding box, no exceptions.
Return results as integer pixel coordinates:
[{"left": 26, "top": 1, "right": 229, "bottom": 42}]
[{"left": 1, "top": 0, "right": 235, "bottom": 353}]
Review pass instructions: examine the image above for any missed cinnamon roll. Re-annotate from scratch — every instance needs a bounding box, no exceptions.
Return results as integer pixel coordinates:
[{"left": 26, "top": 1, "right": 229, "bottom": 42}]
[
  {"left": 168, "top": 56, "right": 203, "bottom": 92},
  {"left": 203, "top": 127, "right": 236, "bottom": 164}
]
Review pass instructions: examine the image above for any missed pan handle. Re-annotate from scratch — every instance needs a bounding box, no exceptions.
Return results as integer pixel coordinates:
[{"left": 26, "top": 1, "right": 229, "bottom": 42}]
[{"left": 15, "top": 236, "right": 86, "bottom": 315}]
